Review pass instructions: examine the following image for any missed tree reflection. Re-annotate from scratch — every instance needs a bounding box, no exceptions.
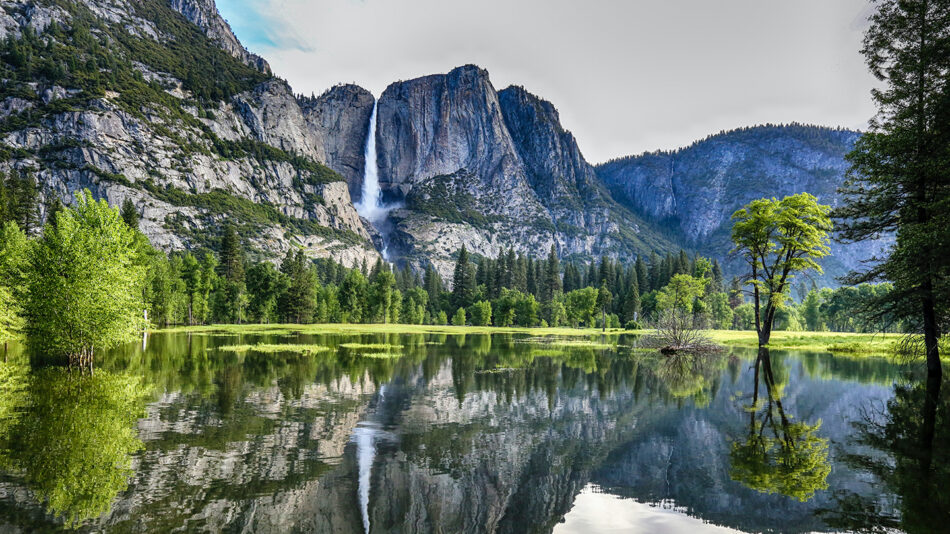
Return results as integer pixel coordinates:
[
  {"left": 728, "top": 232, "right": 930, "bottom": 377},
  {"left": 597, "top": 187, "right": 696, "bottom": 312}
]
[
  {"left": 825, "top": 369, "right": 949, "bottom": 533},
  {"left": 729, "top": 348, "right": 831, "bottom": 502},
  {"left": 0, "top": 368, "right": 147, "bottom": 527}
]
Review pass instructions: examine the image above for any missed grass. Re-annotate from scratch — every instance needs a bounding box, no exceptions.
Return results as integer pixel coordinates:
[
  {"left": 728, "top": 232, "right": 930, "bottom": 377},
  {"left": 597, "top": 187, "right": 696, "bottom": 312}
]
[
  {"left": 217, "top": 343, "right": 330, "bottom": 354},
  {"left": 707, "top": 330, "right": 898, "bottom": 354},
  {"left": 339, "top": 343, "right": 404, "bottom": 350},
  {"left": 154, "top": 323, "right": 628, "bottom": 337},
  {"left": 357, "top": 352, "right": 404, "bottom": 359},
  {"left": 153, "top": 323, "right": 948, "bottom": 361},
  {"left": 707, "top": 329, "right": 950, "bottom": 360}
]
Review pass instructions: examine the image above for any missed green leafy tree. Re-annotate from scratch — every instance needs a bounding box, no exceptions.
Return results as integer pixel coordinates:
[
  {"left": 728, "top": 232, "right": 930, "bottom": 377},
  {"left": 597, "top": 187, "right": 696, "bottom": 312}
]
[
  {"left": 729, "top": 349, "right": 831, "bottom": 502},
  {"left": 401, "top": 287, "right": 428, "bottom": 325},
  {"left": 278, "top": 250, "right": 316, "bottom": 323},
  {"left": 24, "top": 191, "right": 146, "bottom": 366},
  {"left": 834, "top": 0, "right": 950, "bottom": 377},
  {"left": 246, "top": 262, "right": 284, "bottom": 323},
  {"left": 564, "top": 287, "right": 598, "bottom": 328},
  {"left": 596, "top": 280, "right": 613, "bottom": 331},
  {"left": 369, "top": 266, "right": 397, "bottom": 323},
  {"left": 0, "top": 222, "right": 28, "bottom": 345},
  {"left": 338, "top": 267, "right": 367, "bottom": 323},
  {"left": 656, "top": 274, "right": 707, "bottom": 314},
  {"left": 470, "top": 300, "right": 493, "bottom": 326},
  {"left": 802, "top": 290, "right": 823, "bottom": 331},
  {"left": 731, "top": 193, "right": 832, "bottom": 345},
  {"left": 708, "top": 292, "right": 733, "bottom": 330},
  {"left": 452, "top": 307, "right": 466, "bottom": 326}
]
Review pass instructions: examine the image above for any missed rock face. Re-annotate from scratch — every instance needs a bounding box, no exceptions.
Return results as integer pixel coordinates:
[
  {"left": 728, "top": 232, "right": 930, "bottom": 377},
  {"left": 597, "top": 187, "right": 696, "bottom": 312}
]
[
  {"left": 169, "top": 0, "right": 271, "bottom": 72},
  {"left": 0, "top": 0, "right": 379, "bottom": 267},
  {"left": 376, "top": 65, "right": 673, "bottom": 279},
  {"left": 595, "top": 125, "right": 889, "bottom": 282},
  {"left": 0, "top": 0, "right": 884, "bottom": 279},
  {"left": 299, "top": 84, "right": 376, "bottom": 201}
]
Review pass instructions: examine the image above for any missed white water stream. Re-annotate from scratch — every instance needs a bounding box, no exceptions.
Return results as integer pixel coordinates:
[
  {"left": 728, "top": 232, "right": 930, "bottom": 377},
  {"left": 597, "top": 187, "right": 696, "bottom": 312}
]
[{"left": 354, "top": 100, "right": 399, "bottom": 261}]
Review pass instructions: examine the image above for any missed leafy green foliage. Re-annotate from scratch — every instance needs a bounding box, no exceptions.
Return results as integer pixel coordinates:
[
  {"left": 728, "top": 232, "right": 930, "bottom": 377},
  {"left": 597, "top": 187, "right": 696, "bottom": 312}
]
[
  {"left": 731, "top": 193, "right": 832, "bottom": 344},
  {"left": 834, "top": 0, "right": 950, "bottom": 374},
  {"left": 729, "top": 350, "right": 831, "bottom": 502},
  {"left": 24, "top": 191, "right": 147, "bottom": 364}
]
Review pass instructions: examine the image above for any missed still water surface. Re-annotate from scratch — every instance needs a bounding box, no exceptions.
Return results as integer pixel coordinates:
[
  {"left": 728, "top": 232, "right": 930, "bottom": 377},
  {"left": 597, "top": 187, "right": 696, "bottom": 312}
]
[{"left": 0, "top": 330, "right": 943, "bottom": 533}]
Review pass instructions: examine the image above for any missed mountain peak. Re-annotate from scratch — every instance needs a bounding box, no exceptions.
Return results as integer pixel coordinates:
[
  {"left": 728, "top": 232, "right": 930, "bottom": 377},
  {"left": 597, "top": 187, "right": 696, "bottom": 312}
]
[{"left": 169, "top": 0, "right": 270, "bottom": 73}]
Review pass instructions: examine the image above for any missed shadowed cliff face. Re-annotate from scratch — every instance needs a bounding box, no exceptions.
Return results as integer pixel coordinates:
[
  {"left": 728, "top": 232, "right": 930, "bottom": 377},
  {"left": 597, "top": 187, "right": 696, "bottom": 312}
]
[
  {"left": 299, "top": 84, "right": 377, "bottom": 201},
  {"left": 595, "top": 126, "right": 890, "bottom": 282},
  {"left": 0, "top": 0, "right": 886, "bottom": 277}
]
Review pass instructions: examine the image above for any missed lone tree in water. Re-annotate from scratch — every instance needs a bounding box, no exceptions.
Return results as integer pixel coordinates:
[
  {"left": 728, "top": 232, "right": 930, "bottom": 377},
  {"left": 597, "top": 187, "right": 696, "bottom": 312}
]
[
  {"left": 834, "top": 0, "right": 950, "bottom": 377},
  {"left": 24, "top": 190, "right": 146, "bottom": 367},
  {"left": 731, "top": 193, "right": 831, "bottom": 346}
]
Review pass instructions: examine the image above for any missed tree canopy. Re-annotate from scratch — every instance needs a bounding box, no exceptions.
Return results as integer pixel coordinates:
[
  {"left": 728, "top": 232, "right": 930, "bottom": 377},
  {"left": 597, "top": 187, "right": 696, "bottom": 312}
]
[
  {"left": 731, "top": 193, "right": 831, "bottom": 345},
  {"left": 23, "top": 191, "right": 146, "bottom": 366}
]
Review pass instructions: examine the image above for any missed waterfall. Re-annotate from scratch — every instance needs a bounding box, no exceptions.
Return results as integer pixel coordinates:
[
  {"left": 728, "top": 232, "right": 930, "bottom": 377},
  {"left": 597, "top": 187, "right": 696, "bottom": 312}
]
[{"left": 355, "top": 100, "right": 399, "bottom": 261}]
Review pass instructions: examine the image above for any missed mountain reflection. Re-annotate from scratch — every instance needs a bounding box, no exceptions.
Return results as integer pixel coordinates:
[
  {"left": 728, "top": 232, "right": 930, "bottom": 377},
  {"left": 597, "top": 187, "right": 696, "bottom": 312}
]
[{"left": 0, "top": 331, "right": 917, "bottom": 532}]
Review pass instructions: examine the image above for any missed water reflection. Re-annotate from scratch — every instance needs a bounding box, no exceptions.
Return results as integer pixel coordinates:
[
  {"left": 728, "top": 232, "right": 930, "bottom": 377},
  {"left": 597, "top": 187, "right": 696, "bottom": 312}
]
[
  {"left": 729, "top": 348, "right": 831, "bottom": 502},
  {"left": 0, "top": 365, "right": 147, "bottom": 527},
  {"left": 0, "top": 331, "right": 929, "bottom": 533},
  {"left": 825, "top": 369, "right": 950, "bottom": 533}
]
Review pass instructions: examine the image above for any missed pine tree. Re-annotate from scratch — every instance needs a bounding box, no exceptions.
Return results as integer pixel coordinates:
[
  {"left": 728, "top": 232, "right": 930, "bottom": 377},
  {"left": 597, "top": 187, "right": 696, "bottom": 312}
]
[
  {"left": 9, "top": 171, "right": 38, "bottom": 233},
  {"left": 636, "top": 255, "right": 649, "bottom": 296},
  {"left": 44, "top": 195, "right": 63, "bottom": 228},
  {"left": 452, "top": 245, "right": 476, "bottom": 310},
  {"left": 623, "top": 276, "right": 641, "bottom": 323},
  {"left": 834, "top": 0, "right": 950, "bottom": 375},
  {"left": 120, "top": 198, "right": 139, "bottom": 229},
  {"left": 218, "top": 225, "right": 245, "bottom": 284},
  {"left": 542, "top": 245, "right": 561, "bottom": 303},
  {"left": 648, "top": 251, "right": 661, "bottom": 291}
]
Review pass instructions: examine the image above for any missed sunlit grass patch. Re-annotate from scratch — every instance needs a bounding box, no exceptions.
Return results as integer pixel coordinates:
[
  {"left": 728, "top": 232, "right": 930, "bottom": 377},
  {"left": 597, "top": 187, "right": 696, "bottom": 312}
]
[
  {"left": 339, "top": 343, "right": 404, "bottom": 350},
  {"left": 357, "top": 352, "right": 403, "bottom": 359},
  {"left": 154, "top": 323, "right": 625, "bottom": 337},
  {"left": 217, "top": 343, "right": 331, "bottom": 354}
]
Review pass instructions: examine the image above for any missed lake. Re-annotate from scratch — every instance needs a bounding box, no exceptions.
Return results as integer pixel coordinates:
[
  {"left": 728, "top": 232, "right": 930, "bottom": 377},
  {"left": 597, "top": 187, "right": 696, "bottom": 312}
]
[{"left": 0, "top": 329, "right": 943, "bottom": 533}]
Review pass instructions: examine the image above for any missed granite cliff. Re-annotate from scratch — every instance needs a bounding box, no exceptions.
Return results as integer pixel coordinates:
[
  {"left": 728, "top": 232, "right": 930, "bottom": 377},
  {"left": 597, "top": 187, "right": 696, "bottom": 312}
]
[
  {"left": 0, "top": 0, "right": 379, "bottom": 266},
  {"left": 375, "top": 65, "right": 673, "bottom": 278},
  {"left": 0, "top": 0, "right": 881, "bottom": 280},
  {"left": 595, "top": 125, "right": 888, "bottom": 282}
]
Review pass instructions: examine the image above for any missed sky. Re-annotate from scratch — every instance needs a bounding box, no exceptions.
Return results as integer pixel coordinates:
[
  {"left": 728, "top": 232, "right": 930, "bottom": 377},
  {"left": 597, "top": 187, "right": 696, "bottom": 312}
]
[{"left": 216, "top": 0, "right": 878, "bottom": 164}]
